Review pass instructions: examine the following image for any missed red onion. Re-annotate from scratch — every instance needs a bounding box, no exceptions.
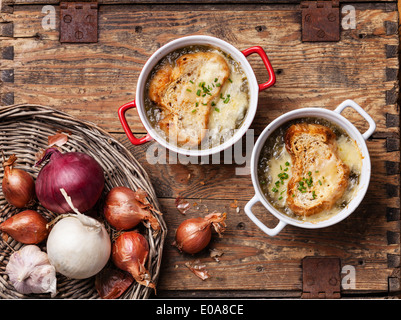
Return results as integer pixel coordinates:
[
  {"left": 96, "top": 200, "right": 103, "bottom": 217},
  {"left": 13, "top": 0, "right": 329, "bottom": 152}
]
[
  {"left": 2, "top": 154, "right": 35, "bottom": 208},
  {"left": 174, "top": 212, "right": 227, "bottom": 254},
  {"left": 112, "top": 231, "right": 155, "bottom": 290},
  {"left": 104, "top": 186, "right": 160, "bottom": 231},
  {"left": 35, "top": 148, "right": 104, "bottom": 214}
]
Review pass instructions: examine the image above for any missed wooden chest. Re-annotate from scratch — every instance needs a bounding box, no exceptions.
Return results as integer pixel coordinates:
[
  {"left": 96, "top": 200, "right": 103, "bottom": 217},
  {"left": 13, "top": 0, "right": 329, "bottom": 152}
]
[{"left": 0, "top": 0, "right": 399, "bottom": 298}]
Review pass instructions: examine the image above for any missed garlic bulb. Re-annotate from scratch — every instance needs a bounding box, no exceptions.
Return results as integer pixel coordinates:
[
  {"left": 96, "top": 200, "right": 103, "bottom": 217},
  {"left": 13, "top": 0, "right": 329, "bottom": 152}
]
[{"left": 6, "top": 245, "right": 57, "bottom": 297}]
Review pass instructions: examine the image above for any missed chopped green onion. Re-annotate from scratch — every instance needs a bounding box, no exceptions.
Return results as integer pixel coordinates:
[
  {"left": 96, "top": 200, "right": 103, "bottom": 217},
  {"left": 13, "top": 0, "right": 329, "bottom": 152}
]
[{"left": 278, "top": 172, "right": 289, "bottom": 180}]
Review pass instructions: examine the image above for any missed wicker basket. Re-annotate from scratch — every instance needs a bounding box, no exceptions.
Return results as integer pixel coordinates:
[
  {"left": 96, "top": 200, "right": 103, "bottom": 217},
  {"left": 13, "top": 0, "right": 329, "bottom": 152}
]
[{"left": 0, "top": 104, "right": 167, "bottom": 299}]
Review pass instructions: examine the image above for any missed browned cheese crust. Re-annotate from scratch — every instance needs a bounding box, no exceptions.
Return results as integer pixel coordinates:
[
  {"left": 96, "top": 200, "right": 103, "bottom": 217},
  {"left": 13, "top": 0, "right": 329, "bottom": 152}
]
[
  {"left": 148, "top": 52, "right": 230, "bottom": 147},
  {"left": 285, "top": 123, "right": 350, "bottom": 217}
]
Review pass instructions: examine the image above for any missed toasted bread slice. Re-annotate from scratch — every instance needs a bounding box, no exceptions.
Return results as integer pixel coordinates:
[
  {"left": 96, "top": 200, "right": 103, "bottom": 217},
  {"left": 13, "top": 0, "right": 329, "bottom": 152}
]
[
  {"left": 148, "top": 63, "right": 173, "bottom": 106},
  {"left": 285, "top": 123, "right": 350, "bottom": 216},
  {"left": 148, "top": 51, "right": 230, "bottom": 147}
]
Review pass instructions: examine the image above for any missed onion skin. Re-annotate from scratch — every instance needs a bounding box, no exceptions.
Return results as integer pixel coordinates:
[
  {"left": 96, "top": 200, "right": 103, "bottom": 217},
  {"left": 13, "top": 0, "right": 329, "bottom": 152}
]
[
  {"left": 0, "top": 210, "right": 49, "bottom": 244},
  {"left": 112, "top": 231, "right": 155, "bottom": 290},
  {"left": 104, "top": 186, "right": 160, "bottom": 231},
  {"left": 35, "top": 148, "right": 104, "bottom": 214},
  {"left": 174, "top": 212, "right": 227, "bottom": 254},
  {"left": 95, "top": 267, "right": 134, "bottom": 299},
  {"left": 2, "top": 155, "right": 35, "bottom": 208}
]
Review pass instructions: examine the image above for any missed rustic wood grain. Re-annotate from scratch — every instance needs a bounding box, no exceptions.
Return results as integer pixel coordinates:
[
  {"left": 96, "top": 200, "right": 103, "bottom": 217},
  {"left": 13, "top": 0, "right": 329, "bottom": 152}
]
[
  {"left": 116, "top": 131, "right": 400, "bottom": 295},
  {"left": 1, "top": 0, "right": 397, "bottom": 5},
  {"left": 152, "top": 197, "right": 398, "bottom": 294},
  {"left": 120, "top": 135, "right": 399, "bottom": 200},
  {"left": 1, "top": 5, "right": 398, "bottom": 138},
  {"left": 1, "top": 2, "right": 399, "bottom": 297}
]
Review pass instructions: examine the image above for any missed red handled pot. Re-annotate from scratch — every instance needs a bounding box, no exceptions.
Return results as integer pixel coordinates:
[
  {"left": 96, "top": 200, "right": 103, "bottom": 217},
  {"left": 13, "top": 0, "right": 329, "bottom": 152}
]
[{"left": 118, "top": 35, "right": 276, "bottom": 156}]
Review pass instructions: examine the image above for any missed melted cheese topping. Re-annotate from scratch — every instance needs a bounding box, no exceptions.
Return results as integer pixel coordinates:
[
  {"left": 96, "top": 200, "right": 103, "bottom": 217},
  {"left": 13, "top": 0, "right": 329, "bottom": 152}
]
[
  {"left": 147, "top": 47, "right": 250, "bottom": 150},
  {"left": 207, "top": 60, "right": 249, "bottom": 147},
  {"left": 265, "top": 146, "right": 292, "bottom": 207},
  {"left": 337, "top": 135, "right": 362, "bottom": 175}
]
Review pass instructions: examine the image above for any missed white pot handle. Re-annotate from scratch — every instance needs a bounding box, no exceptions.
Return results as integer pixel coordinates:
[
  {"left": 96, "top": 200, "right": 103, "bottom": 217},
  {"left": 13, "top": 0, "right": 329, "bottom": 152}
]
[
  {"left": 334, "top": 99, "right": 376, "bottom": 141},
  {"left": 244, "top": 195, "right": 287, "bottom": 237}
]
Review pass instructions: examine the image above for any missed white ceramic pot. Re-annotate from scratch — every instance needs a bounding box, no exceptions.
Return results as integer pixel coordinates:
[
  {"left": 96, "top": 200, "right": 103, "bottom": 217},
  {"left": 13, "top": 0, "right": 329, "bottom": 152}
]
[
  {"left": 118, "top": 35, "right": 276, "bottom": 157},
  {"left": 244, "top": 99, "right": 376, "bottom": 236}
]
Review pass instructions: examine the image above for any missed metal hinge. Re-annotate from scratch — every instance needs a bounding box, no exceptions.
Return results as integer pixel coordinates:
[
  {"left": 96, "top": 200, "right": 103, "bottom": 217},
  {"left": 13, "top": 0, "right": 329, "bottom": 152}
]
[
  {"left": 301, "top": 0, "right": 340, "bottom": 42},
  {"left": 60, "top": 2, "right": 98, "bottom": 43},
  {"left": 302, "top": 256, "right": 341, "bottom": 298}
]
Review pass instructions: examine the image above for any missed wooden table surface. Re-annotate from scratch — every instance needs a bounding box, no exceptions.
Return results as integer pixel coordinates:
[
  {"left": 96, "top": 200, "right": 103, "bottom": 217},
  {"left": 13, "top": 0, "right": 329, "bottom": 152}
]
[{"left": 0, "top": 1, "right": 400, "bottom": 298}]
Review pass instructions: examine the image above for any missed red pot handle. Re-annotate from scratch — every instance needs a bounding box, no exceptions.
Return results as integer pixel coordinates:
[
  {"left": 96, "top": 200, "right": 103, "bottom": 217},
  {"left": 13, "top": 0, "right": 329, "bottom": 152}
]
[
  {"left": 242, "top": 46, "right": 276, "bottom": 92},
  {"left": 118, "top": 100, "right": 153, "bottom": 145}
]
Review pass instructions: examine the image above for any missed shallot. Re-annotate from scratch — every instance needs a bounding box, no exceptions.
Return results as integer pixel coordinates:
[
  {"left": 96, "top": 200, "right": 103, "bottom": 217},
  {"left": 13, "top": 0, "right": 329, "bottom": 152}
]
[
  {"left": 6, "top": 245, "right": 57, "bottom": 297},
  {"left": 174, "top": 212, "right": 227, "bottom": 254},
  {"left": 35, "top": 147, "right": 104, "bottom": 214},
  {"left": 2, "top": 154, "right": 35, "bottom": 208},
  {"left": 0, "top": 210, "right": 49, "bottom": 244},
  {"left": 104, "top": 186, "right": 160, "bottom": 231},
  {"left": 46, "top": 189, "right": 111, "bottom": 279},
  {"left": 112, "top": 231, "right": 155, "bottom": 290}
]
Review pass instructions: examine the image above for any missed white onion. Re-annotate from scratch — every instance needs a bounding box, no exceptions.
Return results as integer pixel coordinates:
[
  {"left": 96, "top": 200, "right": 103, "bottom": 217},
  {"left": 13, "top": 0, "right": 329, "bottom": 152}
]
[{"left": 46, "top": 189, "right": 111, "bottom": 279}]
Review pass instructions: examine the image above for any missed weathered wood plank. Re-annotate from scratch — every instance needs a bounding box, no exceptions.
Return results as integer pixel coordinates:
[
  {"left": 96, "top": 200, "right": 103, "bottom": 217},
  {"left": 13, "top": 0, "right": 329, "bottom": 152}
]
[
  {"left": 1, "top": 5, "right": 398, "bottom": 139},
  {"left": 1, "top": 2, "right": 399, "bottom": 296},
  {"left": 154, "top": 197, "right": 398, "bottom": 293},
  {"left": 121, "top": 135, "right": 400, "bottom": 201},
  {"left": 1, "top": 0, "right": 398, "bottom": 6},
  {"left": 114, "top": 130, "right": 400, "bottom": 294}
]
